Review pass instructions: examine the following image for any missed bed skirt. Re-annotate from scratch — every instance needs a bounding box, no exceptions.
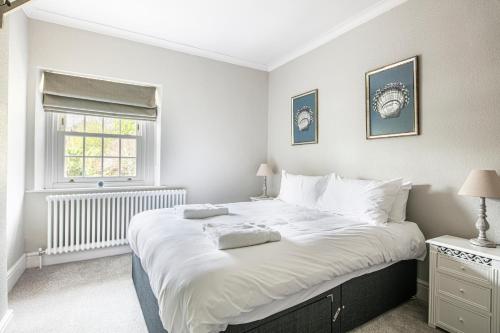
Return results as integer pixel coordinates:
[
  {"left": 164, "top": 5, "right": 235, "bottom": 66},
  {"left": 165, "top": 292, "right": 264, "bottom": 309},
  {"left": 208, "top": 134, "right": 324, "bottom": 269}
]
[{"left": 132, "top": 254, "right": 417, "bottom": 333}]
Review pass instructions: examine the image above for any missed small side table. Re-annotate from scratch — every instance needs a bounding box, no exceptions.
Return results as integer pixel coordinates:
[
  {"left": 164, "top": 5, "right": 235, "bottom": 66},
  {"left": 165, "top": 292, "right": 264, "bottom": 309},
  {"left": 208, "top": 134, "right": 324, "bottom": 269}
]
[{"left": 427, "top": 235, "right": 500, "bottom": 333}]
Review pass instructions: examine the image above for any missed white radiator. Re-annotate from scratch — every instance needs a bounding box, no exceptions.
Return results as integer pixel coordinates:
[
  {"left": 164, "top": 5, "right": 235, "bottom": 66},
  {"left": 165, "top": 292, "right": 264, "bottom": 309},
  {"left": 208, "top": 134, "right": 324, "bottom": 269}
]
[{"left": 46, "top": 189, "right": 186, "bottom": 255}]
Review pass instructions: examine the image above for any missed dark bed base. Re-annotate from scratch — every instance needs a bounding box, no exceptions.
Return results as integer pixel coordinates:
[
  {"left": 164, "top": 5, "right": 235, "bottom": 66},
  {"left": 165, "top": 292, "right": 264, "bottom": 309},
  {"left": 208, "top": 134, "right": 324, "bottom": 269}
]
[{"left": 132, "top": 255, "right": 417, "bottom": 333}]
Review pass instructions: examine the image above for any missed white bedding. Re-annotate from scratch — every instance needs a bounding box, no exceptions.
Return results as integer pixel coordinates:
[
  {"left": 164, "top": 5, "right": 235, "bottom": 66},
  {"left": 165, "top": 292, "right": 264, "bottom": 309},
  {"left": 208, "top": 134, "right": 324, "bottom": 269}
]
[{"left": 128, "top": 200, "right": 426, "bottom": 333}]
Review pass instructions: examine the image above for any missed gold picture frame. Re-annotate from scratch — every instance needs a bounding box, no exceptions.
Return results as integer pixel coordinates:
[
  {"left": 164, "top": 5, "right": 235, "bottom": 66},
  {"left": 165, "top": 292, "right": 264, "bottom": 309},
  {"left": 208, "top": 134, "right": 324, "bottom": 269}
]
[
  {"left": 365, "top": 56, "right": 419, "bottom": 139},
  {"left": 291, "top": 89, "right": 318, "bottom": 145}
]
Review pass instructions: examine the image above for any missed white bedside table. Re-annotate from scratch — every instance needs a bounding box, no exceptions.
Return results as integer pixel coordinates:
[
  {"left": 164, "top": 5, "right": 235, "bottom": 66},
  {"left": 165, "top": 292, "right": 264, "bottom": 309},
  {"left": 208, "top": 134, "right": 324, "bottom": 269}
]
[
  {"left": 250, "top": 196, "right": 276, "bottom": 202},
  {"left": 427, "top": 236, "right": 500, "bottom": 333}
]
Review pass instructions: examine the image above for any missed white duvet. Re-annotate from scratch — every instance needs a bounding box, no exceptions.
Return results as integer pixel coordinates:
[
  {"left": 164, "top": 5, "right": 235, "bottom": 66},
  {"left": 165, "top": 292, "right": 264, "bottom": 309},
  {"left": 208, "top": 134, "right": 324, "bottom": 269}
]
[{"left": 128, "top": 200, "right": 426, "bottom": 333}]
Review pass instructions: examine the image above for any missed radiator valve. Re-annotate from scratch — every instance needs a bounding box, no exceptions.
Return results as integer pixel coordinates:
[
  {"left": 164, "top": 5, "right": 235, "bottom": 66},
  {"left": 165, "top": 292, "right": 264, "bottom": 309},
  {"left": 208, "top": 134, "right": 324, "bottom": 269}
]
[{"left": 37, "top": 248, "right": 46, "bottom": 269}]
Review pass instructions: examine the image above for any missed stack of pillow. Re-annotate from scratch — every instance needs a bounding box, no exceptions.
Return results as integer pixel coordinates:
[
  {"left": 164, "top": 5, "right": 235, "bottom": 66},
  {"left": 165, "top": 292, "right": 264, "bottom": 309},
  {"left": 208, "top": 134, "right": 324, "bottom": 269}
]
[{"left": 278, "top": 170, "right": 412, "bottom": 225}]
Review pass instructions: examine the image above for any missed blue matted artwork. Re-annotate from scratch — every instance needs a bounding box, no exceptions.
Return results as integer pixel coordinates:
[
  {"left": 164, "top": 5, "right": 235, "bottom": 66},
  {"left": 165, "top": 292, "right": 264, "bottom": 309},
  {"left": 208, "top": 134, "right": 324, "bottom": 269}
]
[
  {"left": 366, "top": 57, "right": 419, "bottom": 139},
  {"left": 291, "top": 89, "right": 318, "bottom": 145}
]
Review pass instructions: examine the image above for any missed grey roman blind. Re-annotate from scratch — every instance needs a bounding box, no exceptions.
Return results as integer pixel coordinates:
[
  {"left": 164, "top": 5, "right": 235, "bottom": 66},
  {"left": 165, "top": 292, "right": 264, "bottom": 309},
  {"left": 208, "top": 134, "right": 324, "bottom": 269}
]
[{"left": 42, "top": 72, "right": 158, "bottom": 121}]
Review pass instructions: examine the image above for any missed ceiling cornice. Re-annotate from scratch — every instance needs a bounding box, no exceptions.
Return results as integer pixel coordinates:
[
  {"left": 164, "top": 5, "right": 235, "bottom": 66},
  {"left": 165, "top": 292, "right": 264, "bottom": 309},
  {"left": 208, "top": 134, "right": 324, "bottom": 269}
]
[
  {"left": 267, "top": 0, "right": 408, "bottom": 71},
  {"left": 23, "top": 6, "right": 269, "bottom": 71},
  {"left": 24, "top": 0, "right": 408, "bottom": 72}
]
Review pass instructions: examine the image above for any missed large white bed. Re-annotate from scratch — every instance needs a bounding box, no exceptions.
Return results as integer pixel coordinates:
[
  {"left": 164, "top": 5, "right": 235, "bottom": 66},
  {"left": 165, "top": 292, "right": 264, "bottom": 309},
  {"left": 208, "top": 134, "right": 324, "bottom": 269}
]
[{"left": 128, "top": 199, "right": 426, "bottom": 333}]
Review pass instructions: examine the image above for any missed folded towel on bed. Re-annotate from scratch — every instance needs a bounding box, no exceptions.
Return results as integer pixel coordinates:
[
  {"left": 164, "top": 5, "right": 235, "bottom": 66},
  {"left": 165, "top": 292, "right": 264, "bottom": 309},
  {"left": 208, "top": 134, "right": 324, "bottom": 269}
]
[
  {"left": 203, "top": 222, "right": 281, "bottom": 250},
  {"left": 177, "top": 204, "right": 229, "bottom": 219}
]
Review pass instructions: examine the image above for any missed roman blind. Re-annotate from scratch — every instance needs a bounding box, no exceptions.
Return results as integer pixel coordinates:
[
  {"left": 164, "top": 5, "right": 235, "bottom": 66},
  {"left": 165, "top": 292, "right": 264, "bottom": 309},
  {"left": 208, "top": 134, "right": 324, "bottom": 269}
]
[{"left": 42, "top": 71, "right": 158, "bottom": 121}]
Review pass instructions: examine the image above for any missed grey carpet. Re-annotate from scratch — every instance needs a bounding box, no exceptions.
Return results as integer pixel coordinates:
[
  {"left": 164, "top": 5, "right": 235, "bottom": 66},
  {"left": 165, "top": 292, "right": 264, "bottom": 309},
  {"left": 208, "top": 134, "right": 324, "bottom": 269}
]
[
  {"left": 7, "top": 254, "right": 439, "bottom": 333},
  {"left": 7, "top": 255, "right": 147, "bottom": 333},
  {"left": 350, "top": 297, "right": 439, "bottom": 333}
]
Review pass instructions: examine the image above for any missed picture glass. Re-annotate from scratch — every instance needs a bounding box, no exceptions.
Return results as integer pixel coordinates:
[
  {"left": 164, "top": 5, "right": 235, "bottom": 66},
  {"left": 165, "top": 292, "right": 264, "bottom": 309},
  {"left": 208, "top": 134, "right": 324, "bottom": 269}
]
[
  {"left": 367, "top": 58, "right": 417, "bottom": 138},
  {"left": 292, "top": 90, "right": 317, "bottom": 145}
]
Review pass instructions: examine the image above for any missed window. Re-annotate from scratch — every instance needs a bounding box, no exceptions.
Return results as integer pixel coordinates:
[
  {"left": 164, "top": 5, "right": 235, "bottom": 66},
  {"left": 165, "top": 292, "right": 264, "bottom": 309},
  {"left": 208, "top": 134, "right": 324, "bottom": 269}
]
[
  {"left": 63, "top": 114, "right": 139, "bottom": 179},
  {"left": 41, "top": 71, "right": 159, "bottom": 189},
  {"left": 45, "top": 113, "right": 156, "bottom": 188}
]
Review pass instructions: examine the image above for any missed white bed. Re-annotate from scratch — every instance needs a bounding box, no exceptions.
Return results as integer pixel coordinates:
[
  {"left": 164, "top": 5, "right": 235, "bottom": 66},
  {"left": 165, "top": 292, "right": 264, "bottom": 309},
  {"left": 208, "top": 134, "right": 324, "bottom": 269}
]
[{"left": 128, "top": 200, "right": 426, "bottom": 333}]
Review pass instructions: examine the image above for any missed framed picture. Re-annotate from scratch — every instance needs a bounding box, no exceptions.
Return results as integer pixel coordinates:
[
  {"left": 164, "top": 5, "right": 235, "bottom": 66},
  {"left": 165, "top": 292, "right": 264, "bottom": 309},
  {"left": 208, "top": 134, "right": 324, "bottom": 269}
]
[
  {"left": 291, "top": 89, "right": 318, "bottom": 145},
  {"left": 365, "top": 56, "right": 418, "bottom": 139}
]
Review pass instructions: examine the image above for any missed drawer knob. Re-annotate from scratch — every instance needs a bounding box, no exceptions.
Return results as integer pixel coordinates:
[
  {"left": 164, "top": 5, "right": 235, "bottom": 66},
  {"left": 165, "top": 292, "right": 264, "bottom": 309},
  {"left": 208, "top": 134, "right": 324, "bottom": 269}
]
[
  {"left": 460, "top": 266, "right": 466, "bottom": 271},
  {"left": 459, "top": 288, "right": 465, "bottom": 293},
  {"left": 458, "top": 317, "right": 464, "bottom": 323}
]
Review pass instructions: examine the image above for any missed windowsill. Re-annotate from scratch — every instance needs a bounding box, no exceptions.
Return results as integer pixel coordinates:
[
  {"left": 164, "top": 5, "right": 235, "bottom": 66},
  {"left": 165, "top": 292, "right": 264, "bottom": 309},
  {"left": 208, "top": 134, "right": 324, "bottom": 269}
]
[{"left": 26, "top": 185, "right": 170, "bottom": 194}]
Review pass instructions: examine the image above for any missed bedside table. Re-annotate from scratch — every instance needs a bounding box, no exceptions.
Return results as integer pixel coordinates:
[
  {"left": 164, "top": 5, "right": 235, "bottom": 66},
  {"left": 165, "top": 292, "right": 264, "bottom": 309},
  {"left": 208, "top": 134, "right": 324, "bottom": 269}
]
[
  {"left": 427, "top": 236, "right": 500, "bottom": 333},
  {"left": 250, "top": 196, "right": 276, "bottom": 202}
]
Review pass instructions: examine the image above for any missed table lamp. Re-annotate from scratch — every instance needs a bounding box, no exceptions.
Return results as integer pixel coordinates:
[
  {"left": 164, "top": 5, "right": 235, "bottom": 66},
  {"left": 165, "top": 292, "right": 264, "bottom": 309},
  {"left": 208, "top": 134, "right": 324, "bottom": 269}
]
[
  {"left": 458, "top": 170, "right": 500, "bottom": 248},
  {"left": 256, "top": 163, "right": 273, "bottom": 197}
]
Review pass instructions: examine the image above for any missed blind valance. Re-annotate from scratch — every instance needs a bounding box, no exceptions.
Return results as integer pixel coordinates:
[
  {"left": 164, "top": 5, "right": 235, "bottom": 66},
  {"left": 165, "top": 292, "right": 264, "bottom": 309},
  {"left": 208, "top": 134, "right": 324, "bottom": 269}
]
[{"left": 42, "top": 72, "right": 158, "bottom": 121}]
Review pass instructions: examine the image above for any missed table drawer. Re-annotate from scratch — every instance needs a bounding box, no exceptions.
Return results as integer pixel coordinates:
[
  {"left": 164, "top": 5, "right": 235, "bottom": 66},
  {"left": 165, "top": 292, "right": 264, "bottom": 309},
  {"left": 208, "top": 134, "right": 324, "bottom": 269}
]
[
  {"left": 437, "top": 298, "right": 490, "bottom": 333},
  {"left": 437, "top": 254, "right": 490, "bottom": 283},
  {"left": 437, "top": 273, "right": 491, "bottom": 311}
]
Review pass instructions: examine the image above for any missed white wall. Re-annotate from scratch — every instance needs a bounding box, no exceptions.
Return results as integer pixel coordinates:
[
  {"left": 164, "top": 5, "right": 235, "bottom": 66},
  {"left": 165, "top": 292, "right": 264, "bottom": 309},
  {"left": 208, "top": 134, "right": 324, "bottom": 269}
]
[
  {"left": 267, "top": 0, "right": 500, "bottom": 281},
  {"left": 6, "top": 10, "right": 28, "bottom": 270},
  {"left": 23, "top": 19, "right": 268, "bottom": 253},
  {"left": 0, "top": 11, "right": 10, "bottom": 323}
]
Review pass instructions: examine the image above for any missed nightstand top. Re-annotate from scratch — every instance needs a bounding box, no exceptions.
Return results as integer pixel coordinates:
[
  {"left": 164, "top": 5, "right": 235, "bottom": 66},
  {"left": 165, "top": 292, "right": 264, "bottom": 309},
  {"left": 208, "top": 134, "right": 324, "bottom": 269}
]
[
  {"left": 250, "top": 196, "right": 276, "bottom": 201},
  {"left": 427, "top": 235, "right": 500, "bottom": 261}
]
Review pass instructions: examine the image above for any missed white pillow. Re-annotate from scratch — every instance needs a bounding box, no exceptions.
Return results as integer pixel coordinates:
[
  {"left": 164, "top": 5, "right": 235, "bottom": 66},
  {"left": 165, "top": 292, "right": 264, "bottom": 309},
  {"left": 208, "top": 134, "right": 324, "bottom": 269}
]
[
  {"left": 388, "top": 181, "right": 412, "bottom": 222},
  {"left": 278, "top": 170, "right": 329, "bottom": 208},
  {"left": 316, "top": 175, "right": 402, "bottom": 225}
]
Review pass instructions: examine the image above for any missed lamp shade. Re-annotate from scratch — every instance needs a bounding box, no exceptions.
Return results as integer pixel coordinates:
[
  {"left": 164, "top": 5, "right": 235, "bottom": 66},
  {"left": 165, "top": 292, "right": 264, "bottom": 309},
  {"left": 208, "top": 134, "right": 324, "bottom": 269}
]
[
  {"left": 458, "top": 170, "right": 500, "bottom": 198},
  {"left": 256, "top": 163, "right": 273, "bottom": 177}
]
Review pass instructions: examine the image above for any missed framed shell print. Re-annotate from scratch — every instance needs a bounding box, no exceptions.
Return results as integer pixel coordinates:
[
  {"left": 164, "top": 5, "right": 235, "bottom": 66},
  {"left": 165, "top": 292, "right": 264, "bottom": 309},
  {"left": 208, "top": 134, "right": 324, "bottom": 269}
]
[
  {"left": 291, "top": 89, "right": 318, "bottom": 145},
  {"left": 366, "top": 56, "right": 419, "bottom": 139}
]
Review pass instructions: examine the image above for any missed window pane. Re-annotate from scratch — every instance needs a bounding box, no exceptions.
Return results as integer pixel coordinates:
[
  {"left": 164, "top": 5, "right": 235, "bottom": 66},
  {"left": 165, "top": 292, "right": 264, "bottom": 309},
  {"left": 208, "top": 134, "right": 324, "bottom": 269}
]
[
  {"left": 64, "top": 136, "right": 83, "bottom": 156},
  {"left": 120, "top": 158, "right": 136, "bottom": 177},
  {"left": 104, "top": 118, "right": 121, "bottom": 134},
  {"left": 65, "top": 157, "right": 83, "bottom": 177},
  {"left": 121, "top": 139, "right": 136, "bottom": 157},
  {"left": 121, "top": 119, "right": 137, "bottom": 136},
  {"left": 103, "top": 158, "right": 119, "bottom": 177},
  {"left": 65, "top": 114, "right": 84, "bottom": 132},
  {"left": 84, "top": 157, "right": 102, "bottom": 177},
  {"left": 84, "top": 137, "right": 102, "bottom": 157},
  {"left": 103, "top": 138, "right": 119, "bottom": 157},
  {"left": 85, "top": 116, "right": 103, "bottom": 133}
]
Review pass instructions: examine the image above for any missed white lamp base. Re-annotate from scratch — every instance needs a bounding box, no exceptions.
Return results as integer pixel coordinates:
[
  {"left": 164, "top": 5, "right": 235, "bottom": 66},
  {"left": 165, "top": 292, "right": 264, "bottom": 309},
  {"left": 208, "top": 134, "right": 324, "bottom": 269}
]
[
  {"left": 469, "top": 197, "right": 497, "bottom": 248},
  {"left": 261, "top": 176, "right": 268, "bottom": 197}
]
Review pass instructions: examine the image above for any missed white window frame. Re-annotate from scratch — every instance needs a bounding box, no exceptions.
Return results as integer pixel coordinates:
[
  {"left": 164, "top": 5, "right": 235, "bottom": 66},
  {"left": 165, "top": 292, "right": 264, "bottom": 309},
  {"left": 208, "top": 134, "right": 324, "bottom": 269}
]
[{"left": 45, "top": 113, "right": 157, "bottom": 189}]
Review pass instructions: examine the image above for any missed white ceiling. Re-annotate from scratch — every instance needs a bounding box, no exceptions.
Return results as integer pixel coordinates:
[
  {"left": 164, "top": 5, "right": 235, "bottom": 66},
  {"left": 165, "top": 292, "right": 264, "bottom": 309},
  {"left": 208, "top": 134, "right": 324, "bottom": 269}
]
[{"left": 23, "top": 0, "right": 407, "bottom": 71}]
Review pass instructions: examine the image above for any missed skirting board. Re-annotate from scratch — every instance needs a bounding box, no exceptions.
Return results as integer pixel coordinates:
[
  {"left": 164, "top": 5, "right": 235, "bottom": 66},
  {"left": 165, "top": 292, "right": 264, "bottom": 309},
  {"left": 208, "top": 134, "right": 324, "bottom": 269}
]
[
  {"left": 7, "top": 254, "right": 27, "bottom": 292},
  {"left": 26, "top": 245, "right": 131, "bottom": 269},
  {"left": 416, "top": 278, "right": 429, "bottom": 303},
  {"left": 0, "top": 309, "right": 13, "bottom": 333}
]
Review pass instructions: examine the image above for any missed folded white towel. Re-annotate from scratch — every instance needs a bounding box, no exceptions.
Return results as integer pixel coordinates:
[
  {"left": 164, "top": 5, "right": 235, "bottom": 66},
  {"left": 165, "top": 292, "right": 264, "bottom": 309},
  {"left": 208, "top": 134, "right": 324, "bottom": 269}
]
[
  {"left": 177, "top": 204, "right": 229, "bottom": 219},
  {"left": 203, "top": 222, "right": 281, "bottom": 250}
]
